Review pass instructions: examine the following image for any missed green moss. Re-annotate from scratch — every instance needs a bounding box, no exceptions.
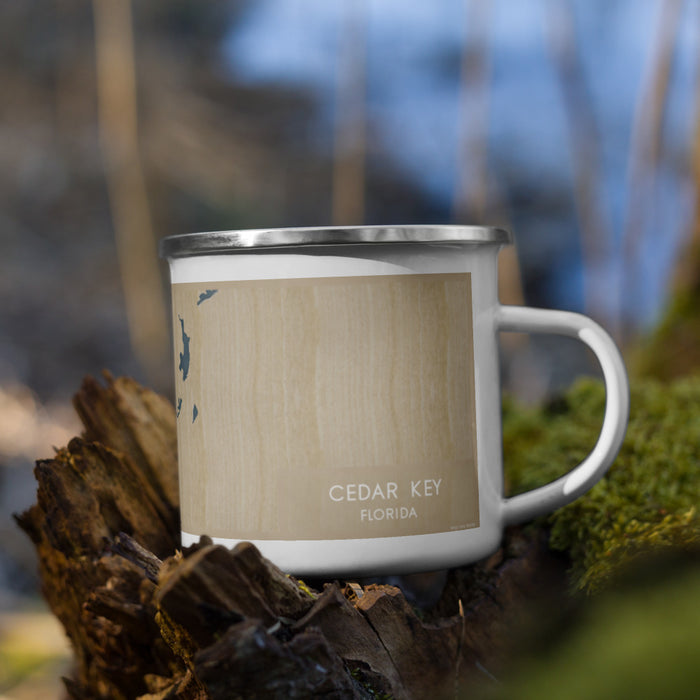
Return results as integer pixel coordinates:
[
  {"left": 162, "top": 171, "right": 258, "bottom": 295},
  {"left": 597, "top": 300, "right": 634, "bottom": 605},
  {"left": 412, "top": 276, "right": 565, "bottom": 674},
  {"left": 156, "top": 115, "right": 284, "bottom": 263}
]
[
  {"left": 287, "top": 576, "right": 318, "bottom": 599},
  {"left": 0, "top": 641, "right": 69, "bottom": 694},
  {"left": 481, "top": 562, "right": 700, "bottom": 700},
  {"left": 631, "top": 285, "right": 700, "bottom": 381},
  {"left": 503, "top": 376, "right": 700, "bottom": 593},
  {"left": 0, "top": 650, "right": 48, "bottom": 692}
]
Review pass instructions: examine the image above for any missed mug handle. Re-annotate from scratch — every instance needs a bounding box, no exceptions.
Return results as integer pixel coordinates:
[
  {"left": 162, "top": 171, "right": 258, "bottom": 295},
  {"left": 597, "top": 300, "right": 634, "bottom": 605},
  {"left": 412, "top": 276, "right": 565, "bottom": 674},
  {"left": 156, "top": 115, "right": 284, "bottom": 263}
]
[{"left": 497, "top": 305, "right": 630, "bottom": 525}]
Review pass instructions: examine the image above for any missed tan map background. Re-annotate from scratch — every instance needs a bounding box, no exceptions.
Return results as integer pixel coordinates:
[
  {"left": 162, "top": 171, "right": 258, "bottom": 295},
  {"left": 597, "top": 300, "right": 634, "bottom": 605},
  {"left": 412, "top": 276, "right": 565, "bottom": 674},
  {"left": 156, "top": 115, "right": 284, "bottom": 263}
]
[{"left": 173, "top": 273, "right": 479, "bottom": 540}]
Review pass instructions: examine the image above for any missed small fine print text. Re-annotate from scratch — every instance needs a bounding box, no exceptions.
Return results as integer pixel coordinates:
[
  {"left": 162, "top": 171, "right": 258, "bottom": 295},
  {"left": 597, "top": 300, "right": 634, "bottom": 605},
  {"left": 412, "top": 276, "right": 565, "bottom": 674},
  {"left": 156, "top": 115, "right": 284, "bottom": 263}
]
[{"left": 328, "top": 479, "right": 443, "bottom": 523}]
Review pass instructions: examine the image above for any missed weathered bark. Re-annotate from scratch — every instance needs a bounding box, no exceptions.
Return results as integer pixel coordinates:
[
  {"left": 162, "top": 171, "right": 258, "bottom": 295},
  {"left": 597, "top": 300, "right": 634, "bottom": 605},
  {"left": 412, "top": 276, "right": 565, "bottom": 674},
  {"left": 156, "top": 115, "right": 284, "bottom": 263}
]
[{"left": 16, "top": 372, "right": 566, "bottom": 699}]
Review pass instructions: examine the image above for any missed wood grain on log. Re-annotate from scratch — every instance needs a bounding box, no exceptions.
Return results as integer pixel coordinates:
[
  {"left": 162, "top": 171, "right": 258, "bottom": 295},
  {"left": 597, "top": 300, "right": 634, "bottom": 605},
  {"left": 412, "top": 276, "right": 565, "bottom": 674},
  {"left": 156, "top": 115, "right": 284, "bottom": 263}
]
[{"left": 16, "top": 373, "right": 566, "bottom": 699}]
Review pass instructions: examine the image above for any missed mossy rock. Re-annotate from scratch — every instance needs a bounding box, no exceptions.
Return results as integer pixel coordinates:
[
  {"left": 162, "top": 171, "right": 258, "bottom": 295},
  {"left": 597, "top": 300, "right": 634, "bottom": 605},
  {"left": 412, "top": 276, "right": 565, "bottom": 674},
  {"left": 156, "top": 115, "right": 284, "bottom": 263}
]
[{"left": 503, "top": 376, "right": 700, "bottom": 593}]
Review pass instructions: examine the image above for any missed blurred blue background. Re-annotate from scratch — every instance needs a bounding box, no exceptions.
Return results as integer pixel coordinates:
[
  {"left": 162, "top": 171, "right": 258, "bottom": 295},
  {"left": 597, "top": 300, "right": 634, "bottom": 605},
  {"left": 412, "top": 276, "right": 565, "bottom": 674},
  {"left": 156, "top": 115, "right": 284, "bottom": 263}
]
[
  {"left": 0, "top": 3, "right": 699, "bottom": 684},
  {"left": 225, "top": 0, "right": 698, "bottom": 325}
]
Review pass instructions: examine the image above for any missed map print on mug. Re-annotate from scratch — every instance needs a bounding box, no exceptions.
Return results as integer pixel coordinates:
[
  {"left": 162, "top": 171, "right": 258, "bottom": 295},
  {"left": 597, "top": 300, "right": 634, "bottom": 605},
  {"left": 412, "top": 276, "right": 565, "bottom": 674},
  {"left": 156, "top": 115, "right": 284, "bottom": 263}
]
[
  {"left": 161, "top": 226, "right": 629, "bottom": 577},
  {"left": 173, "top": 273, "right": 479, "bottom": 542}
]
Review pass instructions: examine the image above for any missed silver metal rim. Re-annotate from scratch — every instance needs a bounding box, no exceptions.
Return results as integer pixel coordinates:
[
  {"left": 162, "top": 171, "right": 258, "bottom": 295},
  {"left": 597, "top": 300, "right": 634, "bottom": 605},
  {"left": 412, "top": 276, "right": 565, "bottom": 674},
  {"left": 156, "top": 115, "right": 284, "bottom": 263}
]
[{"left": 159, "top": 225, "right": 512, "bottom": 258}]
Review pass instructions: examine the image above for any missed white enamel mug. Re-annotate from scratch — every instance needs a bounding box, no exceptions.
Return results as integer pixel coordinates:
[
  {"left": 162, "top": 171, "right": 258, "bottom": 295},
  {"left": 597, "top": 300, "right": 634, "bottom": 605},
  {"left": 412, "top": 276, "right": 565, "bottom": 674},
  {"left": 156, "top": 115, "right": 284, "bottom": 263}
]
[{"left": 160, "top": 226, "right": 629, "bottom": 576}]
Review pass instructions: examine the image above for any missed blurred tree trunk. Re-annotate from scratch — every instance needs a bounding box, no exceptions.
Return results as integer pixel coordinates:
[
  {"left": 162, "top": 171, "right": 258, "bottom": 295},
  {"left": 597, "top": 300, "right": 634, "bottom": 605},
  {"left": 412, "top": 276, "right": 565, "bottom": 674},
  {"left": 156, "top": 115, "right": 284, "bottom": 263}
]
[
  {"left": 453, "top": 0, "right": 491, "bottom": 225},
  {"left": 547, "top": 0, "right": 613, "bottom": 330},
  {"left": 453, "top": 0, "right": 524, "bottom": 309},
  {"left": 633, "top": 34, "right": 700, "bottom": 381},
  {"left": 332, "top": 0, "right": 367, "bottom": 225},
  {"left": 93, "top": 0, "right": 169, "bottom": 386},
  {"left": 620, "top": 0, "right": 683, "bottom": 343}
]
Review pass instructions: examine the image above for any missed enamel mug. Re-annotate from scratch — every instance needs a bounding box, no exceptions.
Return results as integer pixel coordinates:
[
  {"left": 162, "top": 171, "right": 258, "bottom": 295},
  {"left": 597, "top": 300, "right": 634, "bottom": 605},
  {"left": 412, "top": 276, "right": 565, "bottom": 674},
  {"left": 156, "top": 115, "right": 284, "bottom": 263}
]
[{"left": 160, "top": 226, "right": 629, "bottom": 576}]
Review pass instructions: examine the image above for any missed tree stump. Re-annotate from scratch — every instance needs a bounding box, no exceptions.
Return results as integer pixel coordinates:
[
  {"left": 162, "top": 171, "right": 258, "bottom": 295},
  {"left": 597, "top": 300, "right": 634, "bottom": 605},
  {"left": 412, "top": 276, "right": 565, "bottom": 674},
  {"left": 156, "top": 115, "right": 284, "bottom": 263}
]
[{"left": 16, "top": 373, "right": 566, "bottom": 699}]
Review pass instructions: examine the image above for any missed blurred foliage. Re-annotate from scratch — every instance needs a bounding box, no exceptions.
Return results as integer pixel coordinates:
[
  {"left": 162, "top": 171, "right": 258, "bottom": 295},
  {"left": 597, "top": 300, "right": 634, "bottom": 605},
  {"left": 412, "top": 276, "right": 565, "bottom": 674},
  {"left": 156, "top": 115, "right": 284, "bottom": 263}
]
[
  {"left": 0, "top": 610, "right": 70, "bottom": 697},
  {"left": 632, "top": 266, "right": 700, "bottom": 381},
  {"left": 476, "top": 556, "right": 700, "bottom": 700},
  {"left": 503, "top": 376, "right": 700, "bottom": 594}
]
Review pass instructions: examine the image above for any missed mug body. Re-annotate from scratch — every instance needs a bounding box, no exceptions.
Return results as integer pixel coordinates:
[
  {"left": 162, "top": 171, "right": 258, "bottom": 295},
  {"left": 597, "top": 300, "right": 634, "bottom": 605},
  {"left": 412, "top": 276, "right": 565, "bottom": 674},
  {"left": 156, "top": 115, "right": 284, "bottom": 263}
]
[{"left": 161, "top": 226, "right": 511, "bottom": 576}]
